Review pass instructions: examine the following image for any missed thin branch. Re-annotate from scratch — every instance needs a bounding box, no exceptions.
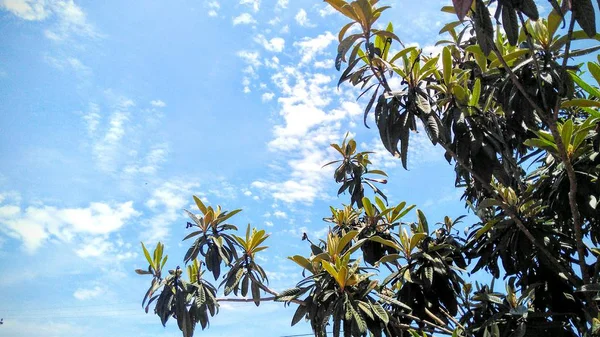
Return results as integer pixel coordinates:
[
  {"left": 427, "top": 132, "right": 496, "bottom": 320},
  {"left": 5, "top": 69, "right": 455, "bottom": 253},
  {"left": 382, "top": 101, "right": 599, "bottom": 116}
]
[
  {"left": 440, "top": 307, "right": 465, "bottom": 331},
  {"left": 424, "top": 308, "right": 447, "bottom": 327},
  {"left": 216, "top": 296, "right": 276, "bottom": 303},
  {"left": 388, "top": 316, "right": 454, "bottom": 336},
  {"left": 248, "top": 272, "right": 306, "bottom": 306},
  {"left": 549, "top": 14, "right": 589, "bottom": 286}
]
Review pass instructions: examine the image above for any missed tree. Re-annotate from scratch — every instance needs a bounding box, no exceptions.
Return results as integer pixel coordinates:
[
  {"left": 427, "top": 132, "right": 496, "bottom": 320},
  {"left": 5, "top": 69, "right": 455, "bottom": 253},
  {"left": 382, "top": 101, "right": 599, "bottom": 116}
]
[{"left": 137, "top": 0, "right": 600, "bottom": 336}]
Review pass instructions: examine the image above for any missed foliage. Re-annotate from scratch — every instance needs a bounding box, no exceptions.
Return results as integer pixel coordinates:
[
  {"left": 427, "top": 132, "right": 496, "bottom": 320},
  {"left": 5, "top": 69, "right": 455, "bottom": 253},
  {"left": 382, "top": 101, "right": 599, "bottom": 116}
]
[{"left": 137, "top": 1, "right": 600, "bottom": 336}]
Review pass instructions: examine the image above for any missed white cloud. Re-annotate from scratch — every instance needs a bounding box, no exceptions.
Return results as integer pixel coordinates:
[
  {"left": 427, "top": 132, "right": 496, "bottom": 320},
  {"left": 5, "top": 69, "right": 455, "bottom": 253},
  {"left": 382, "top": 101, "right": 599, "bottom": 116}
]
[
  {"left": 254, "top": 34, "right": 285, "bottom": 53},
  {"left": 143, "top": 180, "right": 200, "bottom": 243},
  {"left": 265, "top": 221, "right": 274, "bottom": 227},
  {"left": 251, "top": 65, "right": 361, "bottom": 204},
  {"left": 293, "top": 32, "right": 336, "bottom": 65},
  {"left": 319, "top": 5, "right": 337, "bottom": 17},
  {"left": 150, "top": 100, "right": 166, "bottom": 108},
  {"left": 233, "top": 12, "right": 256, "bottom": 25},
  {"left": 273, "top": 210, "right": 287, "bottom": 218},
  {"left": 276, "top": 0, "right": 288, "bottom": 9},
  {"left": 262, "top": 92, "right": 274, "bottom": 102},
  {"left": 45, "top": 0, "right": 99, "bottom": 41},
  {"left": 237, "top": 50, "right": 261, "bottom": 68},
  {"left": 314, "top": 59, "right": 334, "bottom": 69},
  {"left": 239, "top": 0, "right": 259, "bottom": 12},
  {"left": 1, "top": 0, "right": 99, "bottom": 41},
  {"left": 0, "top": 195, "right": 140, "bottom": 254},
  {"left": 206, "top": 0, "right": 219, "bottom": 16},
  {"left": 73, "top": 285, "right": 104, "bottom": 300},
  {"left": 1, "top": 0, "right": 49, "bottom": 20},
  {"left": 295, "top": 9, "right": 314, "bottom": 27}
]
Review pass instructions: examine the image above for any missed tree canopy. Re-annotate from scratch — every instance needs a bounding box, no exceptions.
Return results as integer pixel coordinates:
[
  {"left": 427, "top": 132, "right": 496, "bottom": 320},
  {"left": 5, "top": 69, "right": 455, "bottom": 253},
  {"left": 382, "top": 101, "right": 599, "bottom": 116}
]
[{"left": 137, "top": 0, "right": 600, "bottom": 336}]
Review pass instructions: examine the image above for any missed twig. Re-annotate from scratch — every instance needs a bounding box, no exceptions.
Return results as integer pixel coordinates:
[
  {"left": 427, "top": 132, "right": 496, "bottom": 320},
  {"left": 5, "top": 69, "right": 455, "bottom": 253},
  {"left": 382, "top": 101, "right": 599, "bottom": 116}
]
[
  {"left": 217, "top": 296, "right": 276, "bottom": 303},
  {"left": 248, "top": 272, "right": 305, "bottom": 306},
  {"left": 440, "top": 307, "right": 465, "bottom": 331},
  {"left": 549, "top": 14, "right": 589, "bottom": 286}
]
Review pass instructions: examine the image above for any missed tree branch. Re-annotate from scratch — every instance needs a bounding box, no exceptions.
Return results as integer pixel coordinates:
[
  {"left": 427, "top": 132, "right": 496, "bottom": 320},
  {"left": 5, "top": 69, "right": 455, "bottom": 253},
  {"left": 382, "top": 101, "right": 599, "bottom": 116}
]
[
  {"left": 216, "top": 296, "right": 276, "bottom": 303},
  {"left": 549, "top": 14, "right": 589, "bottom": 286},
  {"left": 248, "top": 272, "right": 305, "bottom": 306}
]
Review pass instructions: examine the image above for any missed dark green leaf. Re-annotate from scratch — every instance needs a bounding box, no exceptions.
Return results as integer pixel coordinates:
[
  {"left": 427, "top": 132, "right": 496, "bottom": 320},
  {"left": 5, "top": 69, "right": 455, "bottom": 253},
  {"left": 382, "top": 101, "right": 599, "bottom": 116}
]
[
  {"left": 572, "top": 0, "right": 597, "bottom": 37},
  {"left": 453, "top": 0, "right": 474, "bottom": 20}
]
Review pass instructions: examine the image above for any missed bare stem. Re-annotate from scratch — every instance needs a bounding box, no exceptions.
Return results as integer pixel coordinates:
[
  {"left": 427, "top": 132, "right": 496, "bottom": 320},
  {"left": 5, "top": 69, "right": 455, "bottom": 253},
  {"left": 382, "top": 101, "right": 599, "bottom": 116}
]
[{"left": 248, "top": 272, "right": 305, "bottom": 306}]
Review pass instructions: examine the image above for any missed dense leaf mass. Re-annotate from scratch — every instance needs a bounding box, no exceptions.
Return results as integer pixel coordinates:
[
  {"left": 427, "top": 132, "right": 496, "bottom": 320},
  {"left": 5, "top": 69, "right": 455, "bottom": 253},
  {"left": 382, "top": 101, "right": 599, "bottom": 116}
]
[{"left": 136, "top": 1, "right": 600, "bottom": 336}]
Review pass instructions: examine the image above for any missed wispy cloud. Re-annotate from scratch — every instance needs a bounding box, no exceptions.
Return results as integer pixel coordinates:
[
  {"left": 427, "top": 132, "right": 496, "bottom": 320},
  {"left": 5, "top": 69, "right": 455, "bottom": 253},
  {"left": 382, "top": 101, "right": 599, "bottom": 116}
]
[
  {"left": 276, "top": 0, "right": 288, "bottom": 9},
  {"left": 122, "top": 143, "right": 169, "bottom": 175},
  {"left": 92, "top": 97, "right": 134, "bottom": 172},
  {"left": 239, "top": 0, "right": 259, "bottom": 12},
  {"left": 251, "top": 66, "right": 361, "bottom": 204},
  {"left": 73, "top": 285, "right": 104, "bottom": 300},
  {"left": 150, "top": 99, "right": 166, "bottom": 108},
  {"left": 295, "top": 9, "right": 315, "bottom": 27},
  {"left": 82, "top": 103, "right": 101, "bottom": 136},
  {"left": 43, "top": 54, "right": 92, "bottom": 77},
  {"left": 206, "top": 0, "right": 220, "bottom": 17},
  {"left": 1, "top": 0, "right": 50, "bottom": 20},
  {"left": 261, "top": 92, "right": 274, "bottom": 102},
  {"left": 143, "top": 180, "right": 200, "bottom": 243},
  {"left": 0, "top": 0, "right": 101, "bottom": 41}
]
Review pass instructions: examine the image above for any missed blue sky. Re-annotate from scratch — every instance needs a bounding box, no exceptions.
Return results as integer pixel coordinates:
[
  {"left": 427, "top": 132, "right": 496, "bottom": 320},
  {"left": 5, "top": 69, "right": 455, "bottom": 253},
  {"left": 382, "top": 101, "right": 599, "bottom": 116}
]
[{"left": 0, "top": 1, "right": 478, "bottom": 336}]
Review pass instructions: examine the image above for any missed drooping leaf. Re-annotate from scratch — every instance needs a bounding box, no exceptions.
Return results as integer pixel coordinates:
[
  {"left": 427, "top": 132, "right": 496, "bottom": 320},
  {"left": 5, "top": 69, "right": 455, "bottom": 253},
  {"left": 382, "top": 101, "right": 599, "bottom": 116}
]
[
  {"left": 572, "top": 0, "right": 597, "bottom": 37},
  {"left": 473, "top": 0, "right": 494, "bottom": 55},
  {"left": 502, "top": 4, "right": 519, "bottom": 45},
  {"left": 453, "top": 0, "right": 474, "bottom": 20}
]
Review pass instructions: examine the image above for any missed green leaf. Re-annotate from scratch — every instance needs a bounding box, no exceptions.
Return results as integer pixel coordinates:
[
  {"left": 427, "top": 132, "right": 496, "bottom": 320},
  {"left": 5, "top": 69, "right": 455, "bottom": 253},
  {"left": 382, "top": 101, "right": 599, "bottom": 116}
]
[
  {"left": 291, "top": 304, "right": 308, "bottom": 326},
  {"left": 570, "top": 70, "right": 600, "bottom": 98},
  {"left": 502, "top": 5, "right": 519, "bottom": 45},
  {"left": 368, "top": 169, "right": 388, "bottom": 177},
  {"left": 442, "top": 46, "right": 452, "bottom": 85},
  {"left": 369, "top": 236, "right": 400, "bottom": 250},
  {"left": 362, "top": 197, "right": 375, "bottom": 217},
  {"left": 589, "top": 62, "right": 600, "bottom": 86},
  {"left": 572, "top": 0, "right": 597, "bottom": 37},
  {"left": 141, "top": 242, "right": 155, "bottom": 270},
  {"left": 561, "top": 119, "right": 574, "bottom": 149},
  {"left": 338, "top": 230, "right": 359, "bottom": 253},
  {"left": 349, "top": 302, "right": 367, "bottom": 333},
  {"left": 488, "top": 49, "right": 528, "bottom": 68},
  {"left": 416, "top": 209, "right": 429, "bottom": 234},
  {"left": 338, "top": 21, "right": 356, "bottom": 42},
  {"left": 469, "top": 78, "right": 481, "bottom": 107},
  {"left": 370, "top": 302, "right": 389, "bottom": 324},
  {"left": 453, "top": 0, "right": 473, "bottom": 20},
  {"left": 561, "top": 99, "right": 600, "bottom": 108},
  {"left": 193, "top": 195, "right": 207, "bottom": 214},
  {"left": 389, "top": 46, "right": 417, "bottom": 65},
  {"left": 473, "top": 0, "right": 494, "bottom": 55},
  {"left": 251, "top": 280, "right": 261, "bottom": 306},
  {"left": 524, "top": 138, "right": 558, "bottom": 152}
]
